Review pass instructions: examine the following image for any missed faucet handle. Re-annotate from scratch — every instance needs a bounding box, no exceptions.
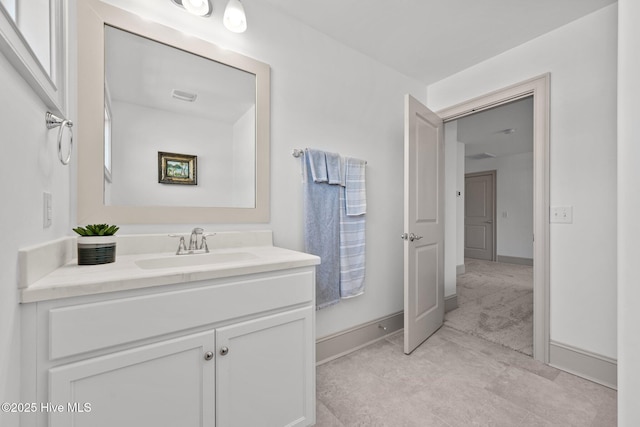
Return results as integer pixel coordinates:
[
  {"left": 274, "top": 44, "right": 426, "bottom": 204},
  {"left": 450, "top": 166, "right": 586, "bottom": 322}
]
[
  {"left": 192, "top": 227, "right": 204, "bottom": 235},
  {"left": 200, "top": 233, "right": 216, "bottom": 252},
  {"left": 169, "top": 234, "right": 187, "bottom": 255}
]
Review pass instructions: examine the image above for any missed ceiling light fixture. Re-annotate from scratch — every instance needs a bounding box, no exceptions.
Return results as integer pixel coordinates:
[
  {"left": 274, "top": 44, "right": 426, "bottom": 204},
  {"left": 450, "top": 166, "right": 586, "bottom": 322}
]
[
  {"left": 172, "top": 89, "right": 198, "bottom": 102},
  {"left": 223, "top": 0, "right": 247, "bottom": 33},
  {"left": 467, "top": 152, "right": 497, "bottom": 160},
  {"left": 170, "top": 0, "right": 213, "bottom": 17}
]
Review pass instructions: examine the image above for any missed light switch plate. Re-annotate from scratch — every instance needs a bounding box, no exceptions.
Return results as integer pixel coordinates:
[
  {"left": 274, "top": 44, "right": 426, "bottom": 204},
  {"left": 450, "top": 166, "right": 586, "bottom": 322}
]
[
  {"left": 551, "top": 206, "right": 573, "bottom": 223},
  {"left": 43, "top": 192, "right": 52, "bottom": 228}
]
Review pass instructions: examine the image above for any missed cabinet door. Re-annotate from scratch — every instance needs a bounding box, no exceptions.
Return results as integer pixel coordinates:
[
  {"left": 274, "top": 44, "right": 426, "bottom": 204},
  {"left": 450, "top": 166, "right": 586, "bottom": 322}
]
[
  {"left": 216, "top": 307, "right": 315, "bottom": 427},
  {"left": 49, "top": 331, "right": 215, "bottom": 427}
]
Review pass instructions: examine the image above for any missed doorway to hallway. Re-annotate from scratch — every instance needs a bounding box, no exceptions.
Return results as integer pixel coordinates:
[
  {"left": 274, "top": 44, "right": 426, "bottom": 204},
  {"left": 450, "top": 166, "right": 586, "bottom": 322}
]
[
  {"left": 445, "top": 94, "right": 536, "bottom": 356},
  {"left": 438, "top": 75, "right": 549, "bottom": 362}
]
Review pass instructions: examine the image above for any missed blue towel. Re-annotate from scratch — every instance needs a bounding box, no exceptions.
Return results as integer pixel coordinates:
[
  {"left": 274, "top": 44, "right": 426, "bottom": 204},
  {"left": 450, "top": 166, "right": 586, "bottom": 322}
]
[
  {"left": 303, "top": 149, "right": 341, "bottom": 309},
  {"left": 325, "top": 151, "right": 342, "bottom": 185},
  {"left": 339, "top": 157, "right": 367, "bottom": 298},
  {"left": 307, "top": 148, "right": 328, "bottom": 183}
]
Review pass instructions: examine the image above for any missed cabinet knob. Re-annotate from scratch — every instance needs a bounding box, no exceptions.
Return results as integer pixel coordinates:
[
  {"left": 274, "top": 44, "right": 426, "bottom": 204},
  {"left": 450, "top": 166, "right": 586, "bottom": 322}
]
[
  {"left": 204, "top": 351, "right": 214, "bottom": 361},
  {"left": 220, "top": 346, "right": 229, "bottom": 356}
]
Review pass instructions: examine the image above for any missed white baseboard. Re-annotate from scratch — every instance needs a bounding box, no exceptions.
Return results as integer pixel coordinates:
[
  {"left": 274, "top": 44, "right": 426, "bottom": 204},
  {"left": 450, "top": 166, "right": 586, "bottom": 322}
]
[
  {"left": 316, "top": 299, "right": 459, "bottom": 365},
  {"left": 496, "top": 255, "right": 534, "bottom": 266},
  {"left": 549, "top": 340, "right": 617, "bottom": 389},
  {"left": 316, "top": 312, "right": 403, "bottom": 365},
  {"left": 445, "top": 295, "right": 458, "bottom": 312},
  {"left": 456, "top": 264, "right": 466, "bottom": 275}
]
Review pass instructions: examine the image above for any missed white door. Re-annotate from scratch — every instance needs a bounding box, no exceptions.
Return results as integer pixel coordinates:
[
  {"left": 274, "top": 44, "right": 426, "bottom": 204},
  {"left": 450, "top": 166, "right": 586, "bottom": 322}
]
[
  {"left": 464, "top": 171, "right": 495, "bottom": 261},
  {"left": 403, "top": 95, "right": 445, "bottom": 354},
  {"left": 216, "top": 307, "right": 315, "bottom": 427}
]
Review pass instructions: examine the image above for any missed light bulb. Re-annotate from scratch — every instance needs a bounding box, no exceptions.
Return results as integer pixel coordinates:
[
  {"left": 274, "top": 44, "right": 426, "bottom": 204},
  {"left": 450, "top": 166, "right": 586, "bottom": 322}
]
[
  {"left": 182, "top": 0, "right": 212, "bottom": 17},
  {"left": 224, "top": 0, "right": 247, "bottom": 33}
]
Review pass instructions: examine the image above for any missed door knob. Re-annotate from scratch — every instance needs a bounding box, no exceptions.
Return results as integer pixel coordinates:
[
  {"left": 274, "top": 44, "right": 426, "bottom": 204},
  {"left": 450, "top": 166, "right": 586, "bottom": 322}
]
[{"left": 402, "top": 233, "right": 423, "bottom": 242}]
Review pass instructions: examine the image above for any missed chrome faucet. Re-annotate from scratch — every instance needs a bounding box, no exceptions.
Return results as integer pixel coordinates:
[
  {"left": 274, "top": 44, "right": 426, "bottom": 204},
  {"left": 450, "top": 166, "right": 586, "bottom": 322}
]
[
  {"left": 170, "top": 228, "right": 216, "bottom": 255},
  {"left": 188, "top": 227, "right": 204, "bottom": 251}
]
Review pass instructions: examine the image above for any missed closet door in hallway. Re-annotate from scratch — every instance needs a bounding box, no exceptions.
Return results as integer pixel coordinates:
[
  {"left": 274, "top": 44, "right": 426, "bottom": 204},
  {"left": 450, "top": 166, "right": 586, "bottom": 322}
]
[{"left": 465, "top": 171, "right": 495, "bottom": 261}]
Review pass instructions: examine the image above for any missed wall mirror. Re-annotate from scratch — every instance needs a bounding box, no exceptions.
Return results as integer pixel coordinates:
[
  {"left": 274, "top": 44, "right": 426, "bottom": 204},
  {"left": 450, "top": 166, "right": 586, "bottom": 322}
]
[
  {"left": 78, "top": 0, "right": 270, "bottom": 224},
  {"left": 0, "top": 0, "right": 67, "bottom": 114}
]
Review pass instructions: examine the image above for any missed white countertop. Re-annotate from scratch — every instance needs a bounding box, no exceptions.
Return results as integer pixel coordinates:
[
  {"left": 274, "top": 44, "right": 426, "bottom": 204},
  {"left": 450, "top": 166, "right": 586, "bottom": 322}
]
[{"left": 19, "top": 232, "right": 320, "bottom": 303}]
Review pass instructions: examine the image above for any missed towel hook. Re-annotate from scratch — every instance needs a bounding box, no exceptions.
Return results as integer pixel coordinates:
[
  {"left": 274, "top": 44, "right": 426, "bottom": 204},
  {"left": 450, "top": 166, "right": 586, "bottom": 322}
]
[{"left": 46, "top": 112, "right": 73, "bottom": 165}]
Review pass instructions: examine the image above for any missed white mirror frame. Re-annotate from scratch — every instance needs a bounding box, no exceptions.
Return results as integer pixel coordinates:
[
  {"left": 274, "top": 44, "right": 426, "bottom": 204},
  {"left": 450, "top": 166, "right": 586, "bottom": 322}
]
[
  {"left": 0, "top": 0, "right": 67, "bottom": 115},
  {"left": 77, "top": 0, "right": 270, "bottom": 224}
]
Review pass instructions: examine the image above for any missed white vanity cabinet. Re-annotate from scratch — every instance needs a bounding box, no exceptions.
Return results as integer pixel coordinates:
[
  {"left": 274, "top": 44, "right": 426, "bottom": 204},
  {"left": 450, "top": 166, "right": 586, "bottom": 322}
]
[{"left": 21, "top": 266, "right": 316, "bottom": 427}]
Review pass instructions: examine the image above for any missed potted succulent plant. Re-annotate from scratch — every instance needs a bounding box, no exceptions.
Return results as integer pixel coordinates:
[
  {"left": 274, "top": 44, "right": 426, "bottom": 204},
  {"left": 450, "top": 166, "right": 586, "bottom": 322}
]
[{"left": 73, "top": 224, "right": 120, "bottom": 265}]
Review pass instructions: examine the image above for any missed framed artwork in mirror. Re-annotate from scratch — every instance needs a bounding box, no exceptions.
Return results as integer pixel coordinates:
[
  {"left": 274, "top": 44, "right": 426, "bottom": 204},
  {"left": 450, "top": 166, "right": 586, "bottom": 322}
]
[{"left": 158, "top": 152, "right": 197, "bottom": 185}]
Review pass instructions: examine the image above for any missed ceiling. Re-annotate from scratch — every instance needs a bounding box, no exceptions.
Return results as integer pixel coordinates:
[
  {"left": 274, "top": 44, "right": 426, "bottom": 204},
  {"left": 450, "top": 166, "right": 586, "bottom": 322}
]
[
  {"left": 105, "top": 25, "right": 255, "bottom": 123},
  {"left": 259, "top": 0, "right": 616, "bottom": 85},
  {"left": 456, "top": 97, "right": 533, "bottom": 158}
]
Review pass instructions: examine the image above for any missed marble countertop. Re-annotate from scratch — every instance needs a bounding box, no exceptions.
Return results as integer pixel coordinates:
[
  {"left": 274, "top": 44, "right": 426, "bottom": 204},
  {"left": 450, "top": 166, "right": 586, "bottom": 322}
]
[{"left": 20, "top": 233, "right": 320, "bottom": 303}]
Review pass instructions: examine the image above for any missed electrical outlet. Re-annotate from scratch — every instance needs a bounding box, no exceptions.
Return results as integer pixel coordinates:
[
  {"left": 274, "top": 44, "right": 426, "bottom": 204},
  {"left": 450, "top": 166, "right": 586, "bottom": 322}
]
[
  {"left": 43, "top": 192, "right": 52, "bottom": 228},
  {"left": 550, "top": 206, "right": 573, "bottom": 224}
]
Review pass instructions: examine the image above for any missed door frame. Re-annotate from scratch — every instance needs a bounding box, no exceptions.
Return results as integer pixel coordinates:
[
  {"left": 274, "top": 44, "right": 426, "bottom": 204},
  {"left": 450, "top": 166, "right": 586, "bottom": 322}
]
[
  {"left": 437, "top": 74, "right": 550, "bottom": 363},
  {"left": 464, "top": 170, "right": 497, "bottom": 262}
]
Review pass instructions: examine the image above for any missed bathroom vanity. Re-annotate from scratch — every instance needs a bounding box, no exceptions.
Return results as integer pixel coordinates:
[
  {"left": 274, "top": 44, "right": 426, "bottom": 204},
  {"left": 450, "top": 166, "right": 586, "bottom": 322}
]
[{"left": 19, "top": 231, "right": 319, "bottom": 427}]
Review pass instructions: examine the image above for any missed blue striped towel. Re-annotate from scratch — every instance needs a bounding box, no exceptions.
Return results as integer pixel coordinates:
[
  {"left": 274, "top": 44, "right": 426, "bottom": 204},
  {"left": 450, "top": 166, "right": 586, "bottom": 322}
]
[
  {"left": 340, "top": 157, "right": 367, "bottom": 298},
  {"left": 344, "top": 158, "right": 367, "bottom": 215}
]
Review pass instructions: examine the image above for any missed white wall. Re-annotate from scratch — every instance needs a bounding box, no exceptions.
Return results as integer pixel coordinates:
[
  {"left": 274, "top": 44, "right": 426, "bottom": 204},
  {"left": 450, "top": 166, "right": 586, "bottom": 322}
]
[
  {"left": 428, "top": 5, "right": 618, "bottom": 359},
  {"left": 618, "top": 0, "right": 639, "bottom": 423},
  {"left": 465, "top": 152, "right": 534, "bottom": 260},
  {"left": 97, "top": 0, "right": 427, "bottom": 338},
  {"left": 232, "top": 106, "right": 256, "bottom": 207},
  {"left": 0, "top": 37, "right": 74, "bottom": 427}
]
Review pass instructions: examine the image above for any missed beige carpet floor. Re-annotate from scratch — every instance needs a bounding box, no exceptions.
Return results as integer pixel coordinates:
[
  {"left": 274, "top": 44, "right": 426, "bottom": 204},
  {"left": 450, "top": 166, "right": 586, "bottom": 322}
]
[
  {"left": 444, "top": 258, "right": 534, "bottom": 356},
  {"left": 316, "top": 327, "right": 616, "bottom": 426}
]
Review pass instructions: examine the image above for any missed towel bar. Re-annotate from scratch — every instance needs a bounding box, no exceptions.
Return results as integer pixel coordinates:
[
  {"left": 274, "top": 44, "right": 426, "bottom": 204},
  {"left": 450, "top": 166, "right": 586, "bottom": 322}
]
[{"left": 291, "top": 148, "right": 367, "bottom": 164}]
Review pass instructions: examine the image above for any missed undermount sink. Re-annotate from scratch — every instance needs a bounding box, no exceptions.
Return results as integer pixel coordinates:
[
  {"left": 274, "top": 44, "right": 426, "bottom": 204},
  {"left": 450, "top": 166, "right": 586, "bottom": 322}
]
[{"left": 135, "top": 252, "right": 258, "bottom": 270}]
